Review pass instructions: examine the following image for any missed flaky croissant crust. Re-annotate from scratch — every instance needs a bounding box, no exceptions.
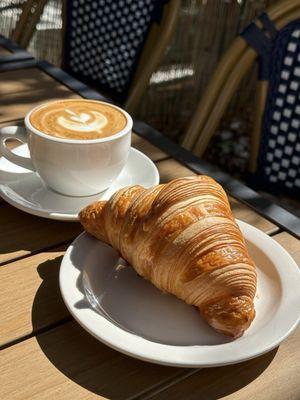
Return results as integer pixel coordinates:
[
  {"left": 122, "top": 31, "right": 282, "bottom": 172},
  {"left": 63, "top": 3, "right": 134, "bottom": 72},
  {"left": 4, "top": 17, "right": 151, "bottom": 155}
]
[{"left": 80, "top": 175, "right": 257, "bottom": 338}]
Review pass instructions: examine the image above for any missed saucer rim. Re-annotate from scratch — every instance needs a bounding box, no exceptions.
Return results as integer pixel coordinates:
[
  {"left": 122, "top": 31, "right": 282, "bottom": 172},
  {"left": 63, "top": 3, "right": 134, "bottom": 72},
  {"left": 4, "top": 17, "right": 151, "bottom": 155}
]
[{"left": 0, "top": 146, "right": 160, "bottom": 221}]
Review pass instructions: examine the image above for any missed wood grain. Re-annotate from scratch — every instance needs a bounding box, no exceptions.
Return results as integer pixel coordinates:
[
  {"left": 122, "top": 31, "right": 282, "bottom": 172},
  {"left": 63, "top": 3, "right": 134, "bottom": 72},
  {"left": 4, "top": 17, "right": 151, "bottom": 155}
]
[
  {"left": 0, "top": 119, "right": 22, "bottom": 129},
  {"left": 0, "top": 234, "right": 298, "bottom": 399},
  {"left": 0, "top": 128, "right": 166, "bottom": 174},
  {"left": 0, "top": 247, "right": 68, "bottom": 347},
  {"left": 147, "top": 330, "right": 299, "bottom": 400},
  {"left": 0, "top": 205, "right": 82, "bottom": 265},
  {"left": 0, "top": 71, "right": 167, "bottom": 162},
  {"left": 0, "top": 120, "right": 167, "bottom": 163},
  {"left": 0, "top": 321, "right": 185, "bottom": 400},
  {"left": 146, "top": 231, "right": 300, "bottom": 400},
  {"left": 0, "top": 212, "right": 289, "bottom": 350},
  {"left": 229, "top": 197, "right": 278, "bottom": 235},
  {"left": 0, "top": 60, "right": 297, "bottom": 400},
  {"left": 132, "top": 133, "right": 168, "bottom": 162},
  {"left": 0, "top": 131, "right": 165, "bottom": 205},
  {"left": 0, "top": 68, "right": 60, "bottom": 95},
  {"left": 274, "top": 232, "right": 300, "bottom": 265},
  {"left": 0, "top": 46, "right": 11, "bottom": 55},
  {"left": 0, "top": 86, "right": 80, "bottom": 123},
  {"left": 0, "top": 121, "right": 24, "bottom": 203},
  {"left": 156, "top": 158, "right": 195, "bottom": 183},
  {"left": 156, "top": 159, "right": 279, "bottom": 234}
]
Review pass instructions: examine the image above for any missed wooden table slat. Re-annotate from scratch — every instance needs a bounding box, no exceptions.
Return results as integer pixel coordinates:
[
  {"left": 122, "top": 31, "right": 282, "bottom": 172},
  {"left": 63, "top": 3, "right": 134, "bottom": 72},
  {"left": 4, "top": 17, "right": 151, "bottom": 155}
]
[
  {"left": 0, "top": 68, "right": 60, "bottom": 95},
  {"left": 0, "top": 158, "right": 282, "bottom": 346},
  {"left": 1, "top": 233, "right": 298, "bottom": 399},
  {"left": 0, "top": 247, "right": 68, "bottom": 347},
  {"left": 0, "top": 86, "right": 80, "bottom": 123},
  {"left": 273, "top": 231, "right": 300, "bottom": 265},
  {"left": 0, "top": 124, "right": 26, "bottom": 204},
  {"left": 0, "top": 205, "right": 82, "bottom": 265},
  {"left": 0, "top": 60, "right": 298, "bottom": 400},
  {"left": 144, "top": 231, "right": 300, "bottom": 400},
  {"left": 0, "top": 45, "right": 12, "bottom": 56},
  {"left": 147, "top": 330, "right": 300, "bottom": 400},
  {"left": 0, "top": 127, "right": 167, "bottom": 165},
  {"left": 0, "top": 206, "right": 279, "bottom": 348},
  {"left": 156, "top": 159, "right": 279, "bottom": 235},
  {"left": 0, "top": 321, "right": 186, "bottom": 400},
  {"left": 132, "top": 133, "right": 168, "bottom": 162}
]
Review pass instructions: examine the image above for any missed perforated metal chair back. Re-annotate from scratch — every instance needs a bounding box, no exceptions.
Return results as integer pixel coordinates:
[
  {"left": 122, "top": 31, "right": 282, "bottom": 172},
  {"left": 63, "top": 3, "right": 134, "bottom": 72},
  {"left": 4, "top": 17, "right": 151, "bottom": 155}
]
[{"left": 63, "top": 0, "right": 169, "bottom": 104}]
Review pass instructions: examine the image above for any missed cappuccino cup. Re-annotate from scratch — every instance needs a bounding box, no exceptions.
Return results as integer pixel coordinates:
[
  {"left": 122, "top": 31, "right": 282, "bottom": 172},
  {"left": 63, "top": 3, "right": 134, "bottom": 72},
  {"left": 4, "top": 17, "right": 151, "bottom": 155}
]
[{"left": 0, "top": 99, "right": 132, "bottom": 196}]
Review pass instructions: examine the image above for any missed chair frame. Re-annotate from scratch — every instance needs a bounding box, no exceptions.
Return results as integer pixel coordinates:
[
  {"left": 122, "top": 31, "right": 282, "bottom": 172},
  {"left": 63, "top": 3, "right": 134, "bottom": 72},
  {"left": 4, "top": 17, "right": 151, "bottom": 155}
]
[
  {"left": 125, "top": 0, "right": 180, "bottom": 113},
  {"left": 182, "top": 0, "right": 300, "bottom": 173},
  {"left": 12, "top": 0, "right": 180, "bottom": 114},
  {"left": 11, "top": 0, "right": 48, "bottom": 47}
]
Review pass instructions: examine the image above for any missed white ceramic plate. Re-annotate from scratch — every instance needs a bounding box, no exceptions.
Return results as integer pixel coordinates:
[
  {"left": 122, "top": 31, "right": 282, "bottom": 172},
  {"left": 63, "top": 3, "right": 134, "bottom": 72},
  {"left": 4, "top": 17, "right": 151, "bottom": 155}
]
[
  {"left": 0, "top": 144, "right": 159, "bottom": 221},
  {"left": 60, "top": 220, "right": 300, "bottom": 367}
]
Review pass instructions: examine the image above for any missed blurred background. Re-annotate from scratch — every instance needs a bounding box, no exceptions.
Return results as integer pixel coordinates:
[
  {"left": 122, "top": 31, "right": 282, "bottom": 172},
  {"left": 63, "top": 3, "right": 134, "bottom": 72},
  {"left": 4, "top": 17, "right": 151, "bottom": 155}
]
[
  {"left": 0, "top": 0, "right": 279, "bottom": 173},
  {"left": 1, "top": 0, "right": 298, "bottom": 215}
]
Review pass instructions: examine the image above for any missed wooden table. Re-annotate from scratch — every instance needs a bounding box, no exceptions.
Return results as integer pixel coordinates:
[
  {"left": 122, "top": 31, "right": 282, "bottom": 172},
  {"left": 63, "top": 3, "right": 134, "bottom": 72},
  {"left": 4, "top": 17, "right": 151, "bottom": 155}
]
[
  {"left": 0, "top": 35, "right": 33, "bottom": 64},
  {"left": 0, "top": 56, "right": 299, "bottom": 400}
]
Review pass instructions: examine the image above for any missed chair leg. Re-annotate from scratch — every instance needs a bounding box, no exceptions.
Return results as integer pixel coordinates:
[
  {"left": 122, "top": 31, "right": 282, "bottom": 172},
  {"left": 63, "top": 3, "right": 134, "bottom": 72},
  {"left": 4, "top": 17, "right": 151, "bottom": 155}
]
[
  {"left": 181, "top": 37, "right": 247, "bottom": 151},
  {"left": 17, "top": 0, "right": 48, "bottom": 49},
  {"left": 268, "top": 0, "right": 300, "bottom": 21},
  {"left": 248, "top": 81, "right": 268, "bottom": 173},
  {"left": 11, "top": 0, "right": 35, "bottom": 44},
  {"left": 60, "top": 0, "right": 67, "bottom": 67},
  {"left": 125, "top": 0, "right": 181, "bottom": 114},
  {"left": 192, "top": 46, "right": 256, "bottom": 157}
]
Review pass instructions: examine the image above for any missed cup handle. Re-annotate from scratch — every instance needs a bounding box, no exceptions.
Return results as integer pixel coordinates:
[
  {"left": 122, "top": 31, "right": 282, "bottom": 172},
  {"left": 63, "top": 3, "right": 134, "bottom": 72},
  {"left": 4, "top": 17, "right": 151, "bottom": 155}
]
[{"left": 0, "top": 126, "right": 35, "bottom": 171}]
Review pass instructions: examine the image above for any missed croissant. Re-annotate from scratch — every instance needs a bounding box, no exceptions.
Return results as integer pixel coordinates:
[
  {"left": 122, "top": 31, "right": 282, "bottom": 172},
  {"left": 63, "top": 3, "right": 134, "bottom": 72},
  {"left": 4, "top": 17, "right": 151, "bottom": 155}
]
[{"left": 79, "top": 175, "right": 257, "bottom": 338}]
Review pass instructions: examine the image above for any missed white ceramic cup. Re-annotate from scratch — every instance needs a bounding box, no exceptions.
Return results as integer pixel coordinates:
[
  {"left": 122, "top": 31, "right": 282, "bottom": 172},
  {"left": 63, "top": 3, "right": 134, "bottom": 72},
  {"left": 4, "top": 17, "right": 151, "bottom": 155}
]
[{"left": 0, "top": 100, "right": 132, "bottom": 197}]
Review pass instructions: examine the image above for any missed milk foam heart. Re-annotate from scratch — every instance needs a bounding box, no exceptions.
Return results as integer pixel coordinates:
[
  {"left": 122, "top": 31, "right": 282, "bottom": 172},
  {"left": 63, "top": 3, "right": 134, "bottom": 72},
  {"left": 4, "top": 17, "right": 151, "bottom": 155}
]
[
  {"left": 30, "top": 99, "right": 127, "bottom": 140},
  {"left": 58, "top": 110, "right": 108, "bottom": 133}
]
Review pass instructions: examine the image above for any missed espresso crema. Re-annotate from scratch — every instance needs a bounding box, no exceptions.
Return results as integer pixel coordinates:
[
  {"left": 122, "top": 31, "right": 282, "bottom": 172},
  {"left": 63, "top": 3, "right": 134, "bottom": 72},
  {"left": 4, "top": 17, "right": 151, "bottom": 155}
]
[{"left": 30, "top": 100, "right": 127, "bottom": 140}]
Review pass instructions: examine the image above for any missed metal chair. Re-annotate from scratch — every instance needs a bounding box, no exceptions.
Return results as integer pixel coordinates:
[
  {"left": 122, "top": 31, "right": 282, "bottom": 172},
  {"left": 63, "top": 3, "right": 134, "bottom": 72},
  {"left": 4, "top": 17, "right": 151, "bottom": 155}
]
[{"left": 11, "top": 0, "right": 180, "bottom": 113}]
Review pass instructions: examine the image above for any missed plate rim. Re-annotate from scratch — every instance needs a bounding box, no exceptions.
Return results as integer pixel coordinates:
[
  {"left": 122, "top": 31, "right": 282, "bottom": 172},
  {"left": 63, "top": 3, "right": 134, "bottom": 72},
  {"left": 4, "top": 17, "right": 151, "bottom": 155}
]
[
  {"left": 0, "top": 145, "right": 160, "bottom": 221},
  {"left": 59, "top": 220, "right": 300, "bottom": 368}
]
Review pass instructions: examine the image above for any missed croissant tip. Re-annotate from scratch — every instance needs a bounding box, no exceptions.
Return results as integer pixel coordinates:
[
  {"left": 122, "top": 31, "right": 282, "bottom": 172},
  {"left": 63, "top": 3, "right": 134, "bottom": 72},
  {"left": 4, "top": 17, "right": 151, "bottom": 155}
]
[
  {"left": 78, "top": 207, "right": 89, "bottom": 227},
  {"left": 216, "top": 326, "right": 246, "bottom": 339},
  {"left": 200, "top": 296, "right": 255, "bottom": 339}
]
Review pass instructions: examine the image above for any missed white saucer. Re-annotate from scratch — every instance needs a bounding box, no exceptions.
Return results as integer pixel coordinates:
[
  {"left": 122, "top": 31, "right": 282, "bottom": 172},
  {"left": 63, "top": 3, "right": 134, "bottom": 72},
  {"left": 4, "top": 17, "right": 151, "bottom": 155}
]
[
  {"left": 60, "top": 220, "right": 300, "bottom": 368},
  {"left": 0, "top": 144, "right": 159, "bottom": 221}
]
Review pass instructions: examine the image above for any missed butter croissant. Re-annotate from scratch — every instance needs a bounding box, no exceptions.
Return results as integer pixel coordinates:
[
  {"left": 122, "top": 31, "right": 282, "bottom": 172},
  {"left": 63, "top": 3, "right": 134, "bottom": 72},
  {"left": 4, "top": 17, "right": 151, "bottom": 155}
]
[{"left": 79, "top": 176, "right": 256, "bottom": 338}]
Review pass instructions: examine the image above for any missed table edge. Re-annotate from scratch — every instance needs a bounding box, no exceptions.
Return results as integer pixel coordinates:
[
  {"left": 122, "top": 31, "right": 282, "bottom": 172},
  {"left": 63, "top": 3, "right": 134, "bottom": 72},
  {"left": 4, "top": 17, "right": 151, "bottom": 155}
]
[{"left": 0, "top": 56, "right": 299, "bottom": 238}]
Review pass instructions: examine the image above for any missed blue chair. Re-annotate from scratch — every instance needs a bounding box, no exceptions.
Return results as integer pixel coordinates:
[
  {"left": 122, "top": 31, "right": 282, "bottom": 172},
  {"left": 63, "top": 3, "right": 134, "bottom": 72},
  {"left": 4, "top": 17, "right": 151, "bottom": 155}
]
[
  {"left": 62, "top": 0, "right": 180, "bottom": 111},
  {"left": 9, "top": 0, "right": 179, "bottom": 112},
  {"left": 182, "top": 1, "right": 300, "bottom": 197},
  {"left": 251, "top": 18, "right": 300, "bottom": 196}
]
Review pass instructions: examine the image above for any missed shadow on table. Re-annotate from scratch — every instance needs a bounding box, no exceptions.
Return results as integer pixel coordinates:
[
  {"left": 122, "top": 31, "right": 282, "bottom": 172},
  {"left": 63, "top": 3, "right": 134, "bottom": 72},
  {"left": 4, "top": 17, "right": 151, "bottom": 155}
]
[
  {"left": 0, "top": 84, "right": 77, "bottom": 121},
  {"left": 31, "top": 256, "right": 70, "bottom": 329},
  {"left": 0, "top": 205, "right": 81, "bottom": 264},
  {"left": 181, "top": 347, "right": 278, "bottom": 400},
  {"left": 31, "top": 256, "right": 278, "bottom": 399}
]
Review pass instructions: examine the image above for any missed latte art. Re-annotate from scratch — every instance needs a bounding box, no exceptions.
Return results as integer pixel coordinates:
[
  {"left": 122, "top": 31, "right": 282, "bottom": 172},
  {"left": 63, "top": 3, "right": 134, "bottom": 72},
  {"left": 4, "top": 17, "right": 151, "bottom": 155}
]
[
  {"left": 30, "top": 100, "right": 127, "bottom": 140},
  {"left": 58, "top": 110, "right": 108, "bottom": 133}
]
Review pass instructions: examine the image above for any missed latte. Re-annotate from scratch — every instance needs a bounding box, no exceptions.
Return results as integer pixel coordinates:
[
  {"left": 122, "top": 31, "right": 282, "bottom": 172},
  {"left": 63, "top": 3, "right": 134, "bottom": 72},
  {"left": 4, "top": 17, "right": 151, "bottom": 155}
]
[{"left": 30, "top": 99, "right": 127, "bottom": 140}]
